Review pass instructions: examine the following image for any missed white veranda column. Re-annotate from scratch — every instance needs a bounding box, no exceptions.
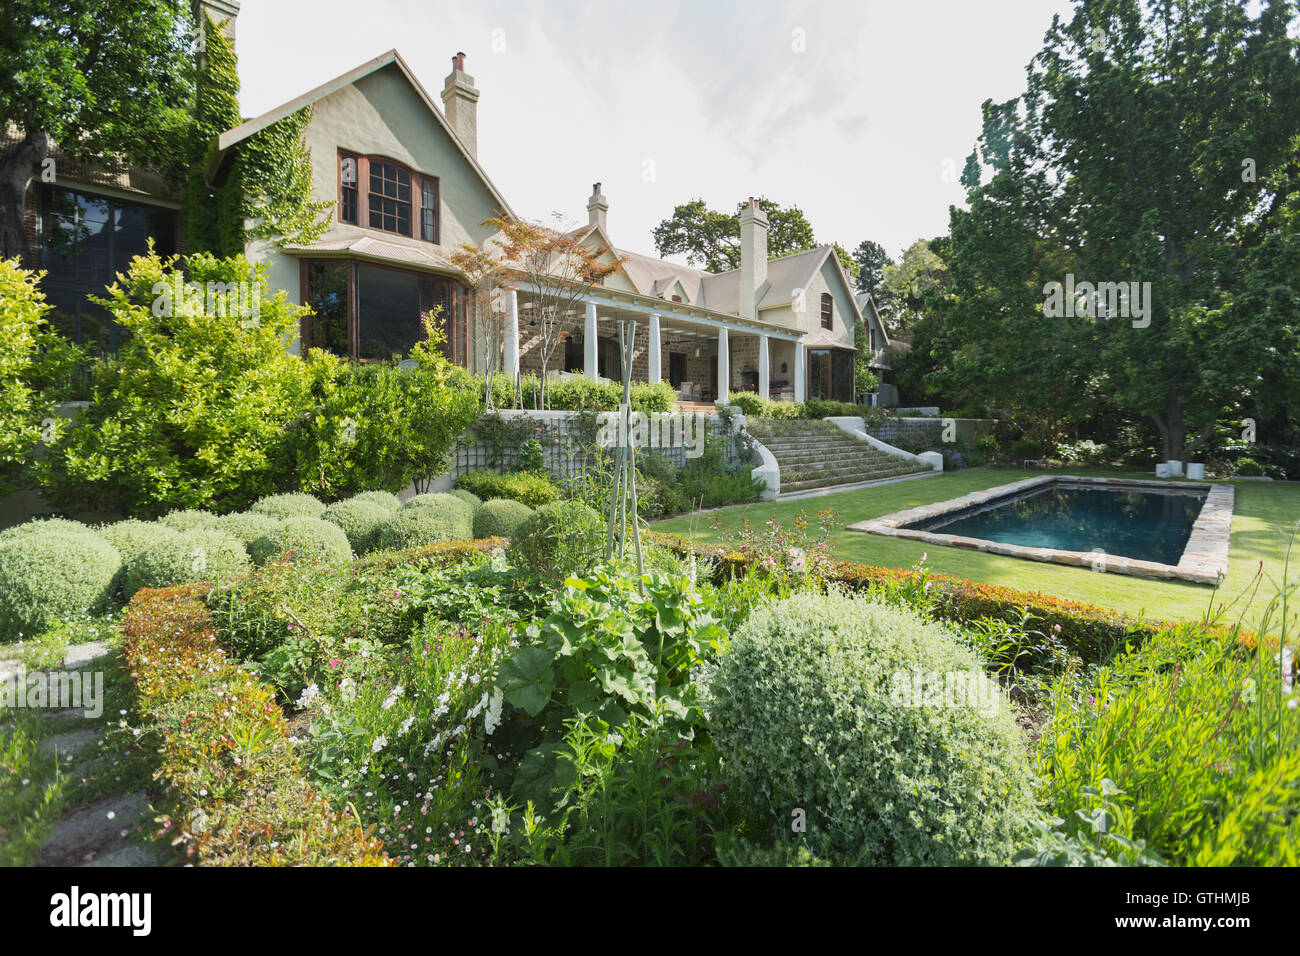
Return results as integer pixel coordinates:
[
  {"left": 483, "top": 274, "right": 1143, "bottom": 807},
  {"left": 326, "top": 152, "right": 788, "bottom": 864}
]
[
  {"left": 503, "top": 289, "right": 520, "bottom": 378},
  {"left": 647, "top": 313, "right": 662, "bottom": 384},
  {"left": 716, "top": 326, "right": 730, "bottom": 404},
  {"left": 584, "top": 302, "right": 599, "bottom": 378},
  {"left": 758, "top": 334, "right": 770, "bottom": 400},
  {"left": 794, "top": 340, "right": 806, "bottom": 402}
]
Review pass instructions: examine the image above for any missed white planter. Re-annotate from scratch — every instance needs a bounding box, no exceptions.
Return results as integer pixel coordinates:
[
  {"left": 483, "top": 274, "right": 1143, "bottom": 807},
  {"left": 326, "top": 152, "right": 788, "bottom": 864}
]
[
  {"left": 1155, "top": 462, "right": 1171, "bottom": 478},
  {"left": 1164, "top": 460, "right": 1184, "bottom": 477},
  {"left": 1185, "top": 462, "right": 1205, "bottom": 480}
]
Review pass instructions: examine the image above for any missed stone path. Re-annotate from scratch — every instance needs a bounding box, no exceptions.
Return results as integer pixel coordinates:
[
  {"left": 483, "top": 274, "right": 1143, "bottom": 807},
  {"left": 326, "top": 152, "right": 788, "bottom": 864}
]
[{"left": 16, "top": 641, "right": 162, "bottom": 867}]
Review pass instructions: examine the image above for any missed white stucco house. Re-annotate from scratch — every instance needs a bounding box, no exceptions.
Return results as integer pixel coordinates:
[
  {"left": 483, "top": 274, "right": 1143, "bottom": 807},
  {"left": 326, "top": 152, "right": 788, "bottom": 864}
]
[{"left": 27, "top": 1, "right": 892, "bottom": 405}]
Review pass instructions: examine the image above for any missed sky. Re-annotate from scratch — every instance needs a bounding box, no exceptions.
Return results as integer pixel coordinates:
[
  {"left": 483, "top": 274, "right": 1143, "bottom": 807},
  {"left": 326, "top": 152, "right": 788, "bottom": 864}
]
[{"left": 233, "top": 0, "right": 1078, "bottom": 263}]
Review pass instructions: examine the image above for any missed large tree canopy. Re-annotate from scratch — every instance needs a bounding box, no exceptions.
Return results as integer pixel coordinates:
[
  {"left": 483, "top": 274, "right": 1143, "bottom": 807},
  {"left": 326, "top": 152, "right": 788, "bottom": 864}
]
[
  {"left": 0, "top": 0, "right": 196, "bottom": 260},
  {"left": 942, "top": 0, "right": 1300, "bottom": 460},
  {"left": 652, "top": 197, "right": 819, "bottom": 272}
]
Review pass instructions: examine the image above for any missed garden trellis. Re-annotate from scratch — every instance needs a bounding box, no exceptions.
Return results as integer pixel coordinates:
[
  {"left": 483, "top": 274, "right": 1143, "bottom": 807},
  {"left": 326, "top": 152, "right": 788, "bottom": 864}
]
[{"left": 603, "top": 320, "right": 644, "bottom": 577}]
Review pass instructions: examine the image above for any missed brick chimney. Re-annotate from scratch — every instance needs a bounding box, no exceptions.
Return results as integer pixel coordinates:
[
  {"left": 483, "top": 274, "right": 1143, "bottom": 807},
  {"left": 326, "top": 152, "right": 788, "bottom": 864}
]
[
  {"left": 587, "top": 182, "right": 608, "bottom": 232},
  {"left": 738, "top": 197, "right": 768, "bottom": 319},
  {"left": 192, "top": 0, "right": 240, "bottom": 40},
  {"left": 442, "top": 52, "right": 480, "bottom": 159}
]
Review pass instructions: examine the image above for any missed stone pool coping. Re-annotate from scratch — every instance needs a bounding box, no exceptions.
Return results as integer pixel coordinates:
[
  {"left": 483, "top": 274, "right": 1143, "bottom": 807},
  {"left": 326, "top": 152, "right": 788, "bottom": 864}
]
[{"left": 845, "top": 475, "right": 1234, "bottom": 585}]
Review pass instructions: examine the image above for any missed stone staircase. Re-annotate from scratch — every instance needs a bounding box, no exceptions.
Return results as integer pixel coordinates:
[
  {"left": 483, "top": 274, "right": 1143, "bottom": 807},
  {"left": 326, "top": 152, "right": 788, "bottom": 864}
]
[{"left": 748, "top": 419, "right": 934, "bottom": 494}]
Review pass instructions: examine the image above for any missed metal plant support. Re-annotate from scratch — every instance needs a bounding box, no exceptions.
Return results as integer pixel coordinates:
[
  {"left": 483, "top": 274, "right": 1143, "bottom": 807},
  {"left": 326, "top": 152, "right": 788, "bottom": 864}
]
[{"left": 603, "top": 320, "right": 645, "bottom": 577}]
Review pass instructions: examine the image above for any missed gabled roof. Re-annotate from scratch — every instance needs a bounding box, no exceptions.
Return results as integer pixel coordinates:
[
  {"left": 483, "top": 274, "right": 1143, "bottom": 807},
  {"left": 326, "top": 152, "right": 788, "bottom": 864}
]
[
  {"left": 205, "top": 49, "right": 516, "bottom": 218},
  {"left": 855, "top": 291, "right": 893, "bottom": 348}
]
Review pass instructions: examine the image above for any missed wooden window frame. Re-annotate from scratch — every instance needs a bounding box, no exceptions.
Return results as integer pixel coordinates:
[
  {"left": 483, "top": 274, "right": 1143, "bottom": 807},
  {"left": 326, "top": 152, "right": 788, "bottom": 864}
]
[
  {"left": 820, "top": 292, "right": 833, "bottom": 330},
  {"left": 338, "top": 150, "right": 359, "bottom": 225},
  {"left": 336, "top": 152, "right": 440, "bottom": 244},
  {"left": 300, "top": 257, "right": 464, "bottom": 363}
]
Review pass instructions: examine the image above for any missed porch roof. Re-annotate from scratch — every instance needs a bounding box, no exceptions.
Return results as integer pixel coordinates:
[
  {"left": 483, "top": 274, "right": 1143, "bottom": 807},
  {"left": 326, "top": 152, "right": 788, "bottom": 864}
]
[{"left": 282, "top": 234, "right": 460, "bottom": 276}]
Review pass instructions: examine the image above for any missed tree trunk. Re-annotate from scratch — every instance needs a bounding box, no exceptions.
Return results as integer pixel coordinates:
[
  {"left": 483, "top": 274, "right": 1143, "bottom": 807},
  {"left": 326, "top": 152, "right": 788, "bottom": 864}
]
[
  {"left": 0, "top": 127, "right": 51, "bottom": 263},
  {"left": 1150, "top": 388, "right": 1212, "bottom": 461}
]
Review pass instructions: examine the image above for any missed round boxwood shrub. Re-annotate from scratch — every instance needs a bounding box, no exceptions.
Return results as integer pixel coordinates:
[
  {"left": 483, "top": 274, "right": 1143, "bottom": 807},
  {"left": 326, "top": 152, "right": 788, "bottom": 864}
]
[
  {"left": 159, "top": 509, "right": 221, "bottom": 532},
  {"left": 216, "top": 512, "right": 283, "bottom": 548},
  {"left": 448, "top": 488, "right": 482, "bottom": 510},
  {"left": 507, "top": 500, "right": 606, "bottom": 580},
  {"left": 472, "top": 498, "right": 533, "bottom": 539},
  {"left": 122, "top": 529, "right": 251, "bottom": 598},
  {"left": 0, "top": 530, "right": 122, "bottom": 639},
  {"left": 249, "top": 516, "right": 353, "bottom": 566},
  {"left": 98, "top": 519, "right": 182, "bottom": 567},
  {"left": 403, "top": 492, "right": 473, "bottom": 521},
  {"left": 320, "top": 499, "right": 391, "bottom": 554},
  {"left": 709, "top": 591, "right": 1035, "bottom": 866},
  {"left": 0, "top": 517, "right": 95, "bottom": 542},
  {"left": 348, "top": 490, "right": 402, "bottom": 513},
  {"left": 375, "top": 506, "right": 473, "bottom": 552},
  {"left": 249, "top": 492, "right": 326, "bottom": 520}
]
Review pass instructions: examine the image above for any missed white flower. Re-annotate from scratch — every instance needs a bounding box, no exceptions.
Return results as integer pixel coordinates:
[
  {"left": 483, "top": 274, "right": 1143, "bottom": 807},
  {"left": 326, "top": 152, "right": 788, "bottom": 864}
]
[
  {"left": 484, "top": 689, "right": 504, "bottom": 735},
  {"left": 339, "top": 678, "right": 356, "bottom": 702},
  {"left": 371, "top": 734, "right": 388, "bottom": 753},
  {"left": 295, "top": 683, "right": 321, "bottom": 709},
  {"left": 382, "top": 684, "right": 404, "bottom": 710},
  {"left": 399, "top": 715, "right": 415, "bottom": 736}
]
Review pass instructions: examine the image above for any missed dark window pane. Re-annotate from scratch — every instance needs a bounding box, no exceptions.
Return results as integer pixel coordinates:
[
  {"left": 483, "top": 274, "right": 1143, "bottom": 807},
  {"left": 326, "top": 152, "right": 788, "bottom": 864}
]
[
  {"left": 420, "top": 179, "right": 437, "bottom": 242},
  {"left": 367, "top": 161, "right": 412, "bottom": 236},
  {"left": 357, "top": 264, "right": 424, "bottom": 359},
  {"left": 306, "top": 261, "right": 349, "bottom": 356}
]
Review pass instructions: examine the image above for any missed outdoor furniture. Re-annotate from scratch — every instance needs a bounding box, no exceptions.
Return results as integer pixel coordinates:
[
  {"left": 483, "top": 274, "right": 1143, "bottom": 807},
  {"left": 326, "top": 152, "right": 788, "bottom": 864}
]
[{"left": 678, "top": 381, "right": 699, "bottom": 401}]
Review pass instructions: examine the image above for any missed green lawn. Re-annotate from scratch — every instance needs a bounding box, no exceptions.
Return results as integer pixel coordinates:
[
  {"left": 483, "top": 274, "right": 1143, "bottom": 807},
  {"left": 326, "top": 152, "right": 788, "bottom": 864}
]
[{"left": 653, "top": 466, "right": 1300, "bottom": 634}]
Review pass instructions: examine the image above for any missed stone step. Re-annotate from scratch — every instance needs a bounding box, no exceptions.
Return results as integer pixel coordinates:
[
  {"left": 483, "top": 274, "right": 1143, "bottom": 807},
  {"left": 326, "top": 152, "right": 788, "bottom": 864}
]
[
  {"left": 783, "top": 464, "right": 927, "bottom": 485},
  {"left": 764, "top": 448, "right": 899, "bottom": 465},
  {"left": 36, "top": 791, "right": 153, "bottom": 867}
]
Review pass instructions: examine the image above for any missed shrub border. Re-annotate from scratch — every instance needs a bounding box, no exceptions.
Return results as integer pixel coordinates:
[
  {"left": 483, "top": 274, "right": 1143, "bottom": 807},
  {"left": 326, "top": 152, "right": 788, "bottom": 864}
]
[
  {"left": 643, "top": 530, "right": 1254, "bottom": 661},
  {"left": 121, "top": 585, "right": 390, "bottom": 866}
]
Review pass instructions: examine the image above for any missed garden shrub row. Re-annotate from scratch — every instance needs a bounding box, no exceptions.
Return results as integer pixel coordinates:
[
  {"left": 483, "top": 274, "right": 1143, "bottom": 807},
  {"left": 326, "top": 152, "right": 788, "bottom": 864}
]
[
  {"left": 454, "top": 469, "right": 561, "bottom": 508},
  {"left": 120, "top": 585, "right": 389, "bottom": 866},
  {"left": 724, "top": 393, "right": 885, "bottom": 424},
  {"left": 485, "top": 372, "right": 677, "bottom": 413},
  {"left": 641, "top": 531, "right": 1222, "bottom": 662}
]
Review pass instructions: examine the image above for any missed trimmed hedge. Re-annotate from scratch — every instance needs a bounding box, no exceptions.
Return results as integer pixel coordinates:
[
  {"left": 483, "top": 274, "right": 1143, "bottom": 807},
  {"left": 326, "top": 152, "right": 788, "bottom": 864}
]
[
  {"left": 122, "top": 528, "right": 251, "bottom": 598},
  {"left": 349, "top": 490, "right": 402, "bottom": 512},
  {"left": 0, "top": 529, "right": 122, "bottom": 639},
  {"left": 376, "top": 505, "right": 473, "bottom": 552},
  {"left": 354, "top": 536, "right": 507, "bottom": 573},
  {"left": 0, "top": 517, "right": 94, "bottom": 542},
  {"left": 455, "top": 470, "right": 561, "bottom": 508},
  {"left": 249, "top": 492, "right": 327, "bottom": 520},
  {"left": 448, "top": 488, "right": 482, "bottom": 510},
  {"left": 404, "top": 492, "right": 474, "bottom": 522},
  {"left": 216, "top": 512, "right": 283, "bottom": 548},
  {"left": 643, "top": 530, "right": 1173, "bottom": 663},
  {"left": 99, "top": 519, "right": 183, "bottom": 567},
  {"left": 320, "top": 498, "right": 391, "bottom": 554},
  {"left": 120, "top": 586, "right": 389, "bottom": 865},
  {"left": 711, "top": 591, "right": 1035, "bottom": 865},
  {"left": 159, "top": 509, "right": 221, "bottom": 532},
  {"left": 472, "top": 498, "right": 534, "bottom": 539},
  {"left": 250, "top": 516, "right": 353, "bottom": 566}
]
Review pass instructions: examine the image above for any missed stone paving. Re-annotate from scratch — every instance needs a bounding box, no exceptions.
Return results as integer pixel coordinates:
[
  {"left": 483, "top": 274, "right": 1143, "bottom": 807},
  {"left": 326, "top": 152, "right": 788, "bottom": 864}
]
[
  {"left": 6, "top": 641, "right": 160, "bottom": 867},
  {"left": 847, "top": 474, "right": 1234, "bottom": 585}
]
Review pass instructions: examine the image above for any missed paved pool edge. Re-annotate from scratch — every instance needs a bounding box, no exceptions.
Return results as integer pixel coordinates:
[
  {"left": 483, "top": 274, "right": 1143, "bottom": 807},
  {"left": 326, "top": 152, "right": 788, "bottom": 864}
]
[{"left": 846, "top": 474, "right": 1233, "bottom": 586}]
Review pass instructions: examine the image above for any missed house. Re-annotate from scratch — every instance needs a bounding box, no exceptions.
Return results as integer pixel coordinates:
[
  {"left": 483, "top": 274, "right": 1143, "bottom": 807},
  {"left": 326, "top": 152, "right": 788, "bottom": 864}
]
[{"left": 23, "top": 0, "right": 890, "bottom": 406}]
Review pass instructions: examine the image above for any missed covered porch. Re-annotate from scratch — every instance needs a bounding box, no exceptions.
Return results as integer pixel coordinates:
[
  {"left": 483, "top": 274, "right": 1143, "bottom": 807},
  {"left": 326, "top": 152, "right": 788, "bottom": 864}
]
[{"left": 479, "top": 286, "right": 816, "bottom": 405}]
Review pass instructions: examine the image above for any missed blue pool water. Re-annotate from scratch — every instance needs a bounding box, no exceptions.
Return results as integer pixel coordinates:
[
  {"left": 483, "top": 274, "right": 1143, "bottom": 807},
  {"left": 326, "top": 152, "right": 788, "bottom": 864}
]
[{"left": 907, "top": 483, "right": 1206, "bottom": 566}]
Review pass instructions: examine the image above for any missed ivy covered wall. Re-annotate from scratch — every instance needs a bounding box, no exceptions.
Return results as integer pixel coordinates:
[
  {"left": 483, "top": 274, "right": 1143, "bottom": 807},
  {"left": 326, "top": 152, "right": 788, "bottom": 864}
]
[{"left": 183, "top": 12, "right": 331, "bottom": 257}]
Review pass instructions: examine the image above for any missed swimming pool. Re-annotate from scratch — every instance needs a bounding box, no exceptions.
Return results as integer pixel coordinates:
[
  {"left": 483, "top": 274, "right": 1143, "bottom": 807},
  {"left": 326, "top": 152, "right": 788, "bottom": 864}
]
[{"left": 848, "top": 475, "right": 1234, "bottom": 584}]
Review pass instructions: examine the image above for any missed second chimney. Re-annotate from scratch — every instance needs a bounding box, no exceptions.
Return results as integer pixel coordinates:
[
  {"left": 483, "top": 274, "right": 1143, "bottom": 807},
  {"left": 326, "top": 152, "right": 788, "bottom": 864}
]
[
  {"left": 587, "top": 182, "right": 608, "bottom": 232},
  {"left": 738, "top": 197, "right": 768, "bottom": 319},
  {"left": 442, "top": 52, "right": 480, "bottom": 160}
]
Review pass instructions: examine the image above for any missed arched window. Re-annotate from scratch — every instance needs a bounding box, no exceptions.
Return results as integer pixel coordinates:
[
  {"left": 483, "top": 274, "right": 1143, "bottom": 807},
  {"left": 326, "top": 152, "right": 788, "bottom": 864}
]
[
  {"left": 820, "top": 292, "right": 833, "bottom": 330},
  {"left": 337, "top": 151, "right": 439, "bottom": 243}
]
